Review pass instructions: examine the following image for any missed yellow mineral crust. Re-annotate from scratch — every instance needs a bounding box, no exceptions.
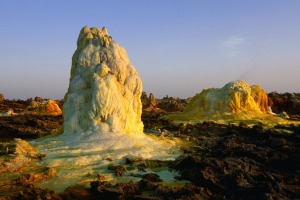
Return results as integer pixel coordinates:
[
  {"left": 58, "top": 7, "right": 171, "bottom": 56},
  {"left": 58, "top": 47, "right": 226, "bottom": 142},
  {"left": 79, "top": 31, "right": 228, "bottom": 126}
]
[
  {"left": 63, "top": 26, "right": 143, "bottom": 134},
  {"left": 38, "top": 100, "right": 62, "bottom": 115},
  {"left": 165, "top": 80, "right": 295, "bottom": 126},
  {"left": 250, "top": 85, "right": 269, "bottom": 113},
  {"left": 26, "top": 99, "right": 62, "bottom": 115}
]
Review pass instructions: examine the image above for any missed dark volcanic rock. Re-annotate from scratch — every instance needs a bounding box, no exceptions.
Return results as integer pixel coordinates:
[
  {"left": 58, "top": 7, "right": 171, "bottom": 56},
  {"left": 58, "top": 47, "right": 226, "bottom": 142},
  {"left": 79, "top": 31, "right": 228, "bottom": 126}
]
[
  {"left": 7, "top": 185, "right": 60, "bottom": 200},
  {"left": 157, "top": 96, "right": 186, "bottom": 112},
  {"left": 59, "top": 185, "right": 91, "bottom": 200},
  {"left": 141, "top": 92, "right": 187, "bottom": 113},
  {"left": 141, "top": 91, "right": 148, "bottom": 108},
  {"left": 126, "top": 157, "right": 144, "bottom": 164},
  {"left": 268, "top": 92, "right": 300, "bottom": 115},
  {"left": 142, "top": 173, "right": 163, "bottom": 182},
  {"left": 174, "top": 155, "right": 297, "bottom": 199},
  {"left": 0, "top": 93, "right": 4, "bottom": 102},
  {"left": 107, "top": 164, "right": 126, "bottom": 177},
  {"left": 1, "top": 165, "right": 57, "bottom": 199},
  {"left": 91, "top": 180, "right": 138, "bottom": 199},
  {"left": 90, "top": 174, "right": 212, "bottom": 200},
  {"left": 172, "top": 122, "right": 300, "bottom": 199},
  {"left": 0, "top": 115, "right": 63, "bottom": 140},
  {"left": 0, "top": 99, "right": 29, "bottom": 113},
  {"left": 34, "top": 96, "right": 44, "bottom": 103}
]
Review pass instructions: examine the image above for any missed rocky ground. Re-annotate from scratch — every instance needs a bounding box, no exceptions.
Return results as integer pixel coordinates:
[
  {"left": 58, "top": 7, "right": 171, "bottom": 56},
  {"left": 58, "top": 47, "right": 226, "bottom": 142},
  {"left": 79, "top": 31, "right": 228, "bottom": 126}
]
[
  {"left": 0, "top": 97, "right": 63, "bottom": 141},
  {"left": 1, "top": 119, "right": 300, "bottom": 199},
  {"left": 268, "top": 92, "right": 300, "bottom": 116},
  {"left": 0, "top": 115, "right": 63, "bottom": 141},
  {"left": 0, "top": 93, "right": 300, "bottom": 199}
]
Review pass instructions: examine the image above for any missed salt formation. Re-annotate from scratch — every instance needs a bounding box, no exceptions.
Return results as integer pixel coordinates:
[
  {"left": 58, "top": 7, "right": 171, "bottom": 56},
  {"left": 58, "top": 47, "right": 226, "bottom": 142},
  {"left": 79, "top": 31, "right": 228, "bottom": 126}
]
[
  {"left": 63, "top": 26, "right": 143, "bottom": 133},
  {"left": 32, "top": 26, "right": 178, "bottom": 191},
  {"left": 26, "top": 99, "right": 62, "bottom": 115},
  {"left": 166, "top": 80, "right": 270, "bottom": 121},
  {"left": 0, "top": 139, "right": 39, "bottom": 172}
]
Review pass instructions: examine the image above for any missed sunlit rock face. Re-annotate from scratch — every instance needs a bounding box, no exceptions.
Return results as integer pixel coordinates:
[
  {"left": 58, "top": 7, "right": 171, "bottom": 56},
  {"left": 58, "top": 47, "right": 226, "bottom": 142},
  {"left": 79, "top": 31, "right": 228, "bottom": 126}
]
[
  {"left": 166, "top": 80, "right": 269, "bottom": 121},
  {"left": 63, "top": 26, "right": 143, "bottom": 134},
  {"left": 26, "top": 100, "right": 62, "bottom": 115}
]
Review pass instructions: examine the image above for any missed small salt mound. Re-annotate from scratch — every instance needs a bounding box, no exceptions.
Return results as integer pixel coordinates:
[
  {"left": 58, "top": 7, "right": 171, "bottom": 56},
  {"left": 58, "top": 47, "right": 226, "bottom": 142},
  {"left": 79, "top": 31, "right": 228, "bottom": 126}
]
[{"left": 165, "top": 80, "right": 269, "bottom": 121}]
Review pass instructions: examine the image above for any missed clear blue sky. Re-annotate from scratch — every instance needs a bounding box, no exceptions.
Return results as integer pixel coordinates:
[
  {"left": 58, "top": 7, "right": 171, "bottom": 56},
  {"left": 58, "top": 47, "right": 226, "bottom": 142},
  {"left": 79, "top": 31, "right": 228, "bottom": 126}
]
[{"left": 0, "top": 0, "right": 299, "bottom": 99}]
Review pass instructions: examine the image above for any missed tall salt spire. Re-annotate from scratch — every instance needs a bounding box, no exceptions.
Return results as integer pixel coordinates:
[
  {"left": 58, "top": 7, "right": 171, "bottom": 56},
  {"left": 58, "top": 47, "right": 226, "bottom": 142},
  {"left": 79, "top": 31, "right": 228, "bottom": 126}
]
[{"left": 63, "top": 26, "right": 143, "bottom": 134}]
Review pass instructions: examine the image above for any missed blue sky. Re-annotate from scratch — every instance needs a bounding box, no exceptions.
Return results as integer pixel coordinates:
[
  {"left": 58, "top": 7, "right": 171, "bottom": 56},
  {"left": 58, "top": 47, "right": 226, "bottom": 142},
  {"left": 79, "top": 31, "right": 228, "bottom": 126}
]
[{"left": 0, "top": 1, "right": 299, "bottom": 99}]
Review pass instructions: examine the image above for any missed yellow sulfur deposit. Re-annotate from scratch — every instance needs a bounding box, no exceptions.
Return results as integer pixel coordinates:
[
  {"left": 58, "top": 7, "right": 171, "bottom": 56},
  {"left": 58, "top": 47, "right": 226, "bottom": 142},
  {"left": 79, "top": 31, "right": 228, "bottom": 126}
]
[
  {"left": 165, "top": 80, "right": 297, "bottom": 126},
  {"left": 38, "top": 100, "right": 62, "bottom": 115},
  {"left": 26, "top": 99, "right": 62, "bottom": 115}
]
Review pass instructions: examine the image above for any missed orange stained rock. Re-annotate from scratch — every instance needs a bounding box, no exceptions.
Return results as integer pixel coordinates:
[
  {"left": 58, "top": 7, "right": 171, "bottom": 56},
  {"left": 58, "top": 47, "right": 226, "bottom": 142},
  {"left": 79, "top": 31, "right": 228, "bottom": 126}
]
[{"left": 38, "top": 100, "right": 62, "bottom": 115}]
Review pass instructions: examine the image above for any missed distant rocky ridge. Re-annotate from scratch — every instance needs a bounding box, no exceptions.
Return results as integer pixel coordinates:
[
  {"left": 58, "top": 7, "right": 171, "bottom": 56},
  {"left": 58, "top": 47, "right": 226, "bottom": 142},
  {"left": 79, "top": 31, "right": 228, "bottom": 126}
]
[
  {"left": 0, "top": 96, "right": 63, "bottom": 114},
  {"left": 0, "top": 89, "right": 299, "bottom": 140},
  {"left": 1, "top": 90, "right": 300, "bottom": 119},
  {"left": 141, "top": 92, "right": 187, "bottom": 113},
  {"left": 0, "top": 97, "right": 63, "bottom": 140},
  {"left": 1, "top": 89, "right": 300, "bottom": 118}
]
